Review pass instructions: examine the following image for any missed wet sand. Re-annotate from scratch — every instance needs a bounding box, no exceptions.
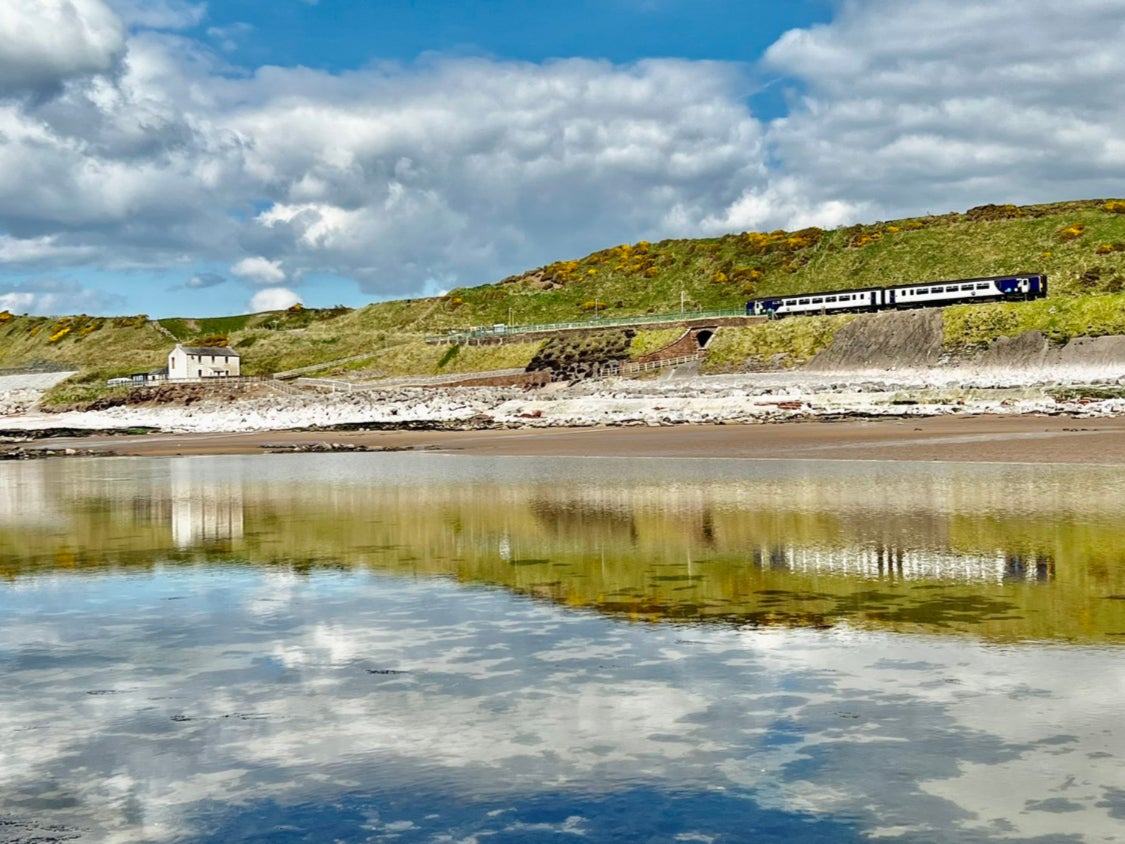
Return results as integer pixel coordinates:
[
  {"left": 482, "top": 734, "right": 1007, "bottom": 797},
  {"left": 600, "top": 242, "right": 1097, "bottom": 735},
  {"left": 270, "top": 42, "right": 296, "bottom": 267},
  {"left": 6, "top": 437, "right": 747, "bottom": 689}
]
[{"left": 13, "top": 414, "right": 1125, "bottom": 464}]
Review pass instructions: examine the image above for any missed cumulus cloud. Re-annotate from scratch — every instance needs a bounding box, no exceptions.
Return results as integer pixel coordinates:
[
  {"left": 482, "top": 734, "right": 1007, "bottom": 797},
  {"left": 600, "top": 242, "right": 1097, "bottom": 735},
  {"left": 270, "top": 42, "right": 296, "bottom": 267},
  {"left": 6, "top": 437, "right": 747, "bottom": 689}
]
[
  {"left": 231, "top": 257, "right": 286, "bottom": 285},
  {"left": 0, "top": 278, "right": 123, "bottom": 314},
  {"left": 0, "top": 43, "right": 773, "bottom": 300},
  {"left": 3, "top": 0, "right": 1125, "bottom": 312},
  {"left": 249, "top": 287, "right": 301, "bottom": 311},
  {"left": 0, "top": 235, "right": 96, "bottom": 265},
  {"left": 227, "top": 57, "right": 769, "bottom": 294},
  {"left": 762, "top": 0, "right": 1125, "bottom": 216},
  {"left": 0, "top": 0, "right": 126, "bottom": 98}
]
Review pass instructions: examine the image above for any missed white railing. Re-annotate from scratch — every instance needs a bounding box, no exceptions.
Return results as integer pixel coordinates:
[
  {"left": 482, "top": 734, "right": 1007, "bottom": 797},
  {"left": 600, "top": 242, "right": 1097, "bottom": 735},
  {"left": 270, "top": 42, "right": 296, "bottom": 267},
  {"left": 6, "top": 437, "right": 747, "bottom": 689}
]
[
  {"left": 296, "top": 377, "right": 354, "bottom": 393},
  {"left": 603, "top": 352, "right": 705, "bottom": 377}
]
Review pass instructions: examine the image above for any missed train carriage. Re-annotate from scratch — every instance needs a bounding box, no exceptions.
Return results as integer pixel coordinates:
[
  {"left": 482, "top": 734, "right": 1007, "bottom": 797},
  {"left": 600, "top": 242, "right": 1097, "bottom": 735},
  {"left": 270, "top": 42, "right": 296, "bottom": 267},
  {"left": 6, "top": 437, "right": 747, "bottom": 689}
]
[
  {"left": 885, "top": 273, "right": 1047, "bottom": 308},
  {"left": 745, "top": 286, "right": 884, "bottom": 318},
  {"left": 746, "top": 273, "right": 1046, "bottom": 318}
]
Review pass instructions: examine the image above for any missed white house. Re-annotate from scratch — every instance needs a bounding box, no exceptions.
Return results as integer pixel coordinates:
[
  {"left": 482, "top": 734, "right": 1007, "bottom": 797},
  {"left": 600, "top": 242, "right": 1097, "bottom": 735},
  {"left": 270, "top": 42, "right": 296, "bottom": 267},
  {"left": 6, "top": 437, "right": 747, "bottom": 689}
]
[{"left": 167, "top": 344, "right": 241, "bottom": 380}]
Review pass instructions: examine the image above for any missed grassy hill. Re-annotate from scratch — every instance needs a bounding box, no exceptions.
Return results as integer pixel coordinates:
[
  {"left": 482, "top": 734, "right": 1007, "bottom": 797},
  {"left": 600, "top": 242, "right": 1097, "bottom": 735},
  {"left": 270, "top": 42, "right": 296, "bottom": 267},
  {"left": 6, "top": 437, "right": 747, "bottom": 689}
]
[{"left": 5, "top": 198, "right": 1125, "bottom": 394}]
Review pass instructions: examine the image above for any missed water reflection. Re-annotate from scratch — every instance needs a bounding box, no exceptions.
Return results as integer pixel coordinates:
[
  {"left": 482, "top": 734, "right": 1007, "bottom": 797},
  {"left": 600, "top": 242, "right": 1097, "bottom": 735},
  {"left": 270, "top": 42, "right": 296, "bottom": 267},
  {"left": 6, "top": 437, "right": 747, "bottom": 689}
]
[
  {"left": 0, "top": 571, "right": 1122, "bottom": 843},
  {"left": 1, "top": 454, "right": 1124, "bottom": 641},
  {"left": 0, "top": 455, "right": 1124, "bottom": 842},
  {"left": 758, "top": 544, "right": 1055, "bottom": 584},
  {"left": 169, "top": 460, "right": 243, "bottom": 549}
]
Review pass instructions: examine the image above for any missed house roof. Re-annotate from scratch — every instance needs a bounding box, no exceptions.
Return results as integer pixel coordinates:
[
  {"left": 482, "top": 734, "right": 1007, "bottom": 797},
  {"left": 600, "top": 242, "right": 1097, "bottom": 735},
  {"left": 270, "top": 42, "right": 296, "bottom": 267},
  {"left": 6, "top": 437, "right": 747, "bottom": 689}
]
[{"left": 177, "top": 345, "right": 239, "bottom": 357}]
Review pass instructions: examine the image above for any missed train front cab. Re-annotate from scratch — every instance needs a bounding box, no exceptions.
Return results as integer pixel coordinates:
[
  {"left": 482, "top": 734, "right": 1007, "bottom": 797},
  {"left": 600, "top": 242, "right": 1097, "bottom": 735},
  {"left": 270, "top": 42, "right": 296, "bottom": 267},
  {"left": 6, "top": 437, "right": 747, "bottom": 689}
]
[{"left": 995, "top": 274, "right": 1048, "bottom": 300}]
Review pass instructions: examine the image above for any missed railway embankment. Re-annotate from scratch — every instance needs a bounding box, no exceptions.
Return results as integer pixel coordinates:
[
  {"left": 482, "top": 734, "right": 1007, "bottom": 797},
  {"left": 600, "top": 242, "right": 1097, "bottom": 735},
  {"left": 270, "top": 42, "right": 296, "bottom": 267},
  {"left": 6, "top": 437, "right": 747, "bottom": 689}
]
[
  {"left": 803, "top": 308, "right": 1125, "bottom": 374},
  {"left": 804, "top": 310, "right": 945, "bottom": 371},
  {"left": 6, "top": 309, "right": 1125, "bottom": 439}
]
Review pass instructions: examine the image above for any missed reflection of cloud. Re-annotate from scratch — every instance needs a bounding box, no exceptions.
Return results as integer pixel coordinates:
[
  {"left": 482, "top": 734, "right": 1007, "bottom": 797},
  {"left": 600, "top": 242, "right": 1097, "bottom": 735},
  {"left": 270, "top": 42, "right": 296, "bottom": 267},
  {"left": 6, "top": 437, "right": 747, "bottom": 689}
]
[
  {"left": 748, "top": 626, "right": 1125, "bottom": 841},
  {"left": 4, "top": 455, "right": 1125, "bottom": 841},
  {"left": 0, "top": 574, "right": 1122, "bottom": 842}
]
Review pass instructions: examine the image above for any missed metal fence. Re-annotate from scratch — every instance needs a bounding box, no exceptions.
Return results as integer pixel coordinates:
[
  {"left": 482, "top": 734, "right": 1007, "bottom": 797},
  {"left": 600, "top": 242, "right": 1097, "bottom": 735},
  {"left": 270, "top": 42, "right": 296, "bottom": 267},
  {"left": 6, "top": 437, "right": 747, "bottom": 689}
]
[
  {"left": 274, "top": 353, "right": 376, "bottom": 380},
  {"left": 121, "top": 375, "right": 277, "bottom": 390},
  {"left": 426, "top": 308, "right": 748, "bottom": 344}
]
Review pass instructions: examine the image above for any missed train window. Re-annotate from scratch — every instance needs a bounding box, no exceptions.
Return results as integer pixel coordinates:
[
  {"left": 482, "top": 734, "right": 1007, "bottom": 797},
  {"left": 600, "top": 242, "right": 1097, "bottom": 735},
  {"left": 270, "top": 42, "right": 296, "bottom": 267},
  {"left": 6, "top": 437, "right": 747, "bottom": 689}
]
[
  {"left": 932, "top": 287, "right": 944, "bottom": 292},
  {"left": 812, "top": 298, "right": 823, "bottom": 303},
  {"left": 961, "top": 284, "right": 973, "bottom": 290},
  {"left": 826, "top": 296, "right": 837, "bottom": 302},
  {"left": 976, "top": 282, "right": 989, "bottom": 289}
]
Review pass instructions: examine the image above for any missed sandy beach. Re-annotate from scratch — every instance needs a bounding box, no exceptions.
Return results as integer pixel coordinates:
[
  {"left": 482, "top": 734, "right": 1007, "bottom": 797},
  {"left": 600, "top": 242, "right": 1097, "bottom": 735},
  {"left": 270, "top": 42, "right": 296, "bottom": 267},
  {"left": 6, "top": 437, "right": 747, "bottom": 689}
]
[
  {"left": 3, "top": 414, "right": 1120, "bottom": 463},
  {"left": 4, "top": 363, "right": 1125, "bottom": 463}
]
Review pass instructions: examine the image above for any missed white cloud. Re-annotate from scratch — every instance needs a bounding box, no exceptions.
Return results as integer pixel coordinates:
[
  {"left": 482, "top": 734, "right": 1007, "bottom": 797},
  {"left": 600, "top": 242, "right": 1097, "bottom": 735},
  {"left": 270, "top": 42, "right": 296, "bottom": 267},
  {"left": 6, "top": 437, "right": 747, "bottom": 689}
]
[
  {"left": 4, "top": 0, "right": 1125, "bottom": 311},
  {"left": 0, "top": 235, "right": 96, "bottom": 265},
  {"left": 205, "top": 22, "right": 254, "bottom": 53},
  {"left": 761, "top": 0, "right": 1125, "bottom": 216},
  {"left": 0, "top": 42, "right": 776, "bottom": 299},
  {"left": 0, "top": 278, "right": 123, "bottom": 314},
  {"left": 249, "top": 286, "right": 301, "bottom": 311},
  {"left": 0, "top": 0, "right": 126, "bottom": 97},
  {"left": 231, "top": 257, "right": 286, "bottom": 285},
  {"left": 225, "top": 57, "right": 767, "bottom": 293}
]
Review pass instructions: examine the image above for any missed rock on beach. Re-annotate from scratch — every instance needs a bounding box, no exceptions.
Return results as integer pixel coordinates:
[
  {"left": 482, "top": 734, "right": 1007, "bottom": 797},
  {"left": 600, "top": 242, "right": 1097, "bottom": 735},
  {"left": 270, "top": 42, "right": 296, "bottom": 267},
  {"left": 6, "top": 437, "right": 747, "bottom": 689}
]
[{"left": 2, "top": 363, "right": 1125, "bottom": 436}]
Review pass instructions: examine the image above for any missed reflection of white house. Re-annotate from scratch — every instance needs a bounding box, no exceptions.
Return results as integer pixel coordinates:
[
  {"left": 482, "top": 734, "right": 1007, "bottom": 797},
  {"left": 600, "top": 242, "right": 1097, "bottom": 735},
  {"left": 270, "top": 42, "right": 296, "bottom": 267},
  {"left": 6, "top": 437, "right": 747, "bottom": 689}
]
[
  {"left": 170, "top": 461, "right": 244, "bottom": 549},
  {"left": 167, "top": 344, "right": 241, "bottom": 380}
]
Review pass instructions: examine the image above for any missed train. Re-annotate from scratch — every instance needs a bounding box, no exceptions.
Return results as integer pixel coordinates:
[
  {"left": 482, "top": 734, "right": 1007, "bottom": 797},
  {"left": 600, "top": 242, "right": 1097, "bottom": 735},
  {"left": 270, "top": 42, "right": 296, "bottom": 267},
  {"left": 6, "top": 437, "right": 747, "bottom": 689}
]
[{"left": 745, "top": 273, "right": 1047, "bottom": 318}]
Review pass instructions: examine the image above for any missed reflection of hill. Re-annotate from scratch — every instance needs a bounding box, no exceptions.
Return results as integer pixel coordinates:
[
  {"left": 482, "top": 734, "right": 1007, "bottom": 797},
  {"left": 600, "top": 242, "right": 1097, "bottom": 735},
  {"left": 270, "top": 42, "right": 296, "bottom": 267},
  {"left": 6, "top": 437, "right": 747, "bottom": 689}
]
[{"left": 1, "top": 458, "right": 1123, "bottom": 641}]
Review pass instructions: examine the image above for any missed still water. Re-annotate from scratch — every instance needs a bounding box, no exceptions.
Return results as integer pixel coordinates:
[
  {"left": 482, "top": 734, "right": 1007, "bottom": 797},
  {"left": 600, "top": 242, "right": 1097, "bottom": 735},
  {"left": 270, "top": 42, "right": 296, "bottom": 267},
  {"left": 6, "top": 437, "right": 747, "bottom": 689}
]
[{"left": 1, "top": 454, "right": 1123, "bottom": 843}]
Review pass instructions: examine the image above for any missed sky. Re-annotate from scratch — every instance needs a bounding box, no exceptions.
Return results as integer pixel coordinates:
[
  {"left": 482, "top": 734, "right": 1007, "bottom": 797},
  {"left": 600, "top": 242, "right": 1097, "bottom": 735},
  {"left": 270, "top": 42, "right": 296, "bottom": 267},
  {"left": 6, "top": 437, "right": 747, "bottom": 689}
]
[{"left": 1, "top": 1, "right": 1125, "bottom": 318}]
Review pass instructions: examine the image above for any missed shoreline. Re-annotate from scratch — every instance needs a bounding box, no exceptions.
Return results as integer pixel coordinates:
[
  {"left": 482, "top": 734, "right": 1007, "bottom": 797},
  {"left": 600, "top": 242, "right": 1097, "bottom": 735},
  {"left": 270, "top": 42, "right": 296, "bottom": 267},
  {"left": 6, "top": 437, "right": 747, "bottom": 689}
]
[
  {"left": 6, "top": 414, "right": 1125, "bottom": 464},
  {"left": 4, "top": 364, "right": 1125, "bottom": 464}
]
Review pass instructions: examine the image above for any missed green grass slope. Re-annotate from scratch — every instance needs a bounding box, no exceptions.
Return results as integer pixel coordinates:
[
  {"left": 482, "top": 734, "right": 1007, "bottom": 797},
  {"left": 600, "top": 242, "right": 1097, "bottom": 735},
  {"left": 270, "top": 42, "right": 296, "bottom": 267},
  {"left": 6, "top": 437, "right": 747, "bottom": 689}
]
[
  {"left": 5, "top": 198, "right": 1125, "bottom": 392},
  {"left": 439, "top": 199, "right": 1125, "bottom": 327}
]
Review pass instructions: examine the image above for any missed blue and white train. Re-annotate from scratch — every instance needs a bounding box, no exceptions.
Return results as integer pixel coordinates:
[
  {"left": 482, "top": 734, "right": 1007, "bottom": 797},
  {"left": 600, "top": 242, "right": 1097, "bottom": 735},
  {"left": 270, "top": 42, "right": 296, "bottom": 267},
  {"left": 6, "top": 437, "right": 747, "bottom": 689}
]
[{"left": 745, "top": 273, "right": 1048, "bottom": 318}]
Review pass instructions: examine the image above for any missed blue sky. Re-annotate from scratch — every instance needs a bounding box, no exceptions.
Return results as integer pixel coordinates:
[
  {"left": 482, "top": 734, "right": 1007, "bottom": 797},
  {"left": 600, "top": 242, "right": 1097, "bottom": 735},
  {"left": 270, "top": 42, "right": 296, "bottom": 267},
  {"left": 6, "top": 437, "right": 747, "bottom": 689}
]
[
  {"left": 1, "top": 0, "right": 1124, "bottom": 317},
  {"left": 203, "top": 1, "right": 831, "bottom": 67}
]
